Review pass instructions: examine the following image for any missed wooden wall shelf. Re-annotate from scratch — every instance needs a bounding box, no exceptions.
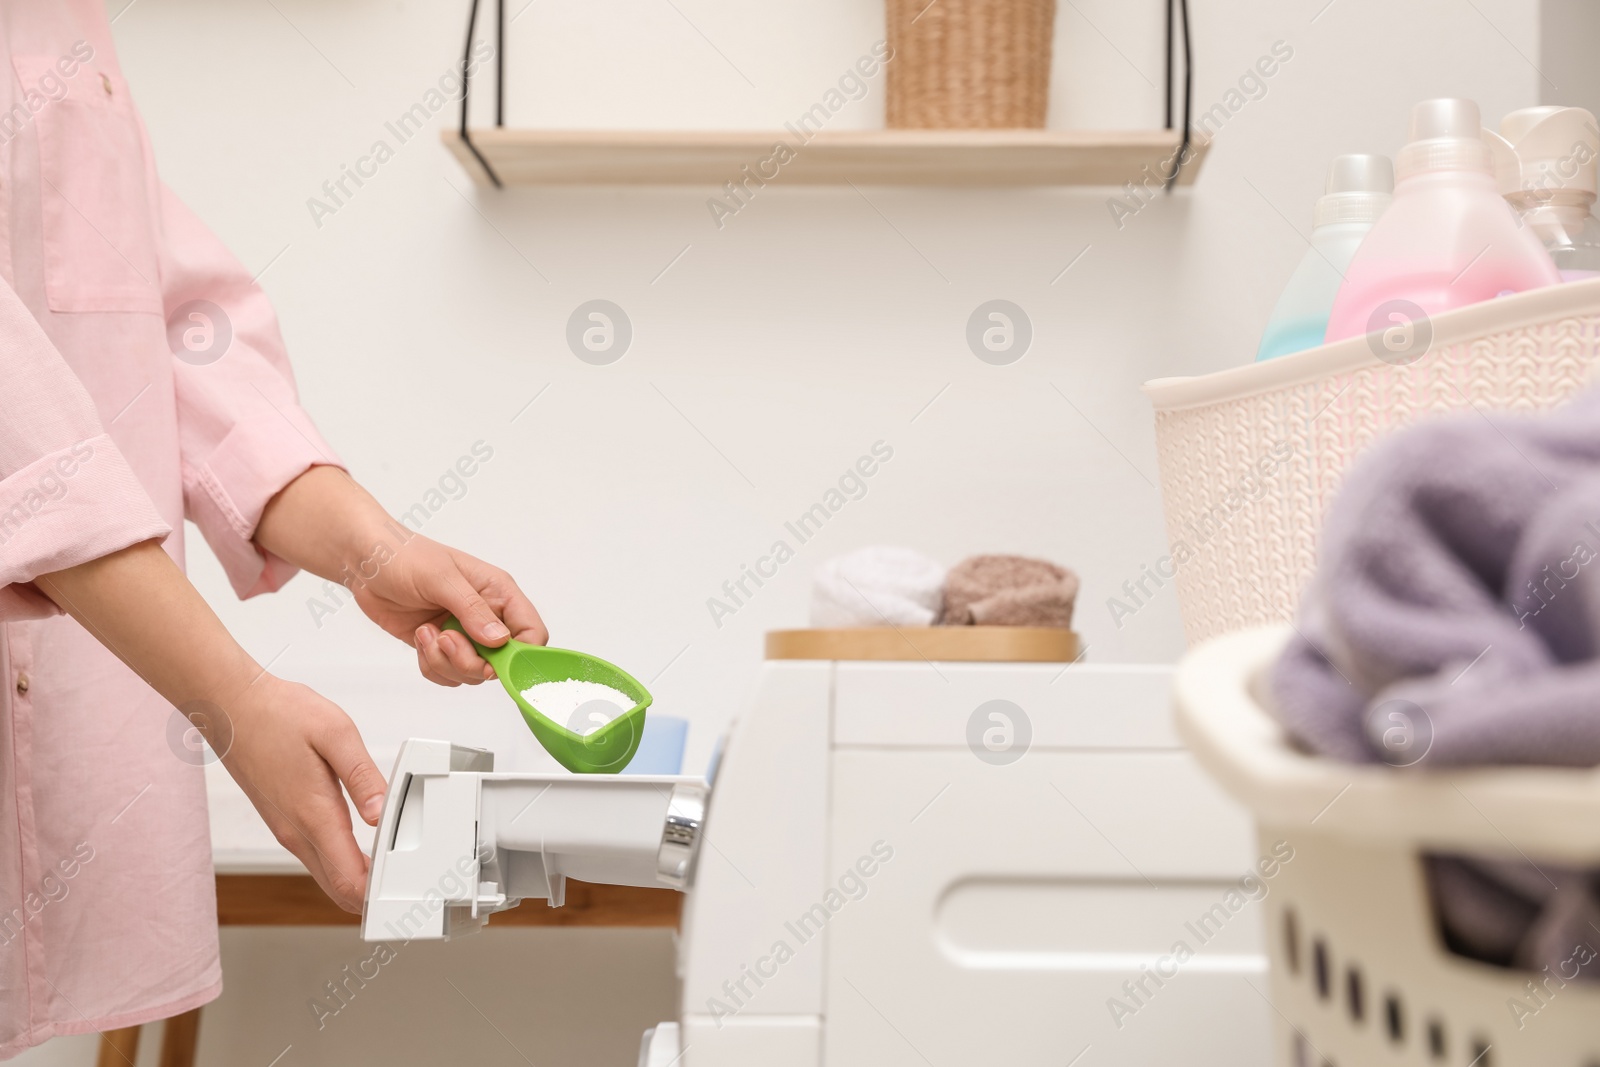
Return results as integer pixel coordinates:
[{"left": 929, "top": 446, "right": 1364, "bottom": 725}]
[{"left": 442, "top": 128, "right": 1205, "bottom": 187}]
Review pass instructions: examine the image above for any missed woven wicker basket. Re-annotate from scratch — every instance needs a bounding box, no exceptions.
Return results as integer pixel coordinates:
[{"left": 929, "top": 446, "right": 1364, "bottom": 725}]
[
  {"left": 1144, "top": 280, "right": 1600, "bottom": 646},
  {"left": 885, "top": 0, "right": 1056, "bottom": 128}
]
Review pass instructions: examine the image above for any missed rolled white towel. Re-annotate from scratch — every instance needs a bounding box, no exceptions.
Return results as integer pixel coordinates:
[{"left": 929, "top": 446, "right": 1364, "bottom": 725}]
[{"left": 809, "top": 546, "right": 946, "bottom": 628}]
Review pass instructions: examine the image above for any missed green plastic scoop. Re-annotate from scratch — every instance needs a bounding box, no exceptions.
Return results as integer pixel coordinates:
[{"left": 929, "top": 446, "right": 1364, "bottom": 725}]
[{"left": 440, "top": 617, "right": 651, "bottom": 774}]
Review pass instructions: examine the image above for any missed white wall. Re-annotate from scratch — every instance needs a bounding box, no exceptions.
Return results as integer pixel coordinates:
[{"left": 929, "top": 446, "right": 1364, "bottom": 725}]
[
  {"left": 1540, "top": 0, "right": 1600, "bottom": 111},
  {"left": 118, "top": 0, "right": 1542, "bottom": 776},
  {"left": 20, "top": 0, "right": 1547, "bottom": 1064}
]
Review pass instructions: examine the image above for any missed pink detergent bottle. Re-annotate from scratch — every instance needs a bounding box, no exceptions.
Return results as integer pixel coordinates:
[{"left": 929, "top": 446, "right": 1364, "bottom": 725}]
[{"left": 1325, "top": 99, "right": 1559, "bottom": 344}]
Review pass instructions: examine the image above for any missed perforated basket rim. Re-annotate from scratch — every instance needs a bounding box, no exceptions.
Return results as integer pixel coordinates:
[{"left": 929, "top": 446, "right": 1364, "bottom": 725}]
[{"left": 1173, "top": 626, "right": 1600, "bottom": 865}]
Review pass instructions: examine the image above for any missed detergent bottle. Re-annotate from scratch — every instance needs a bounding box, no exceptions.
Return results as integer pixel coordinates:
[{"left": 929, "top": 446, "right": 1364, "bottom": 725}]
[
  {"left": 1486, "top": 106, "right": 1600, "bottom": 280},
  {"left": 1324, "top": 99, "right": 1559, "bottom": 344},
  {"left": 1255, "top": 154, "right": 1393, "bottom": 361}
]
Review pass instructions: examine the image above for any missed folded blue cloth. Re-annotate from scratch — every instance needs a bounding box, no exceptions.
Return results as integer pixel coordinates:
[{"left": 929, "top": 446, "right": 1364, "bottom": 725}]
[{"left": 1270, "top": 384, "right": 1600, "bottom": 979}]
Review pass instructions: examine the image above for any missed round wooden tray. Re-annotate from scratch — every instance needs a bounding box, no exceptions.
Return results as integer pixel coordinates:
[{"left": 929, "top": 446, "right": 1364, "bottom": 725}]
[{"left": 765, "top": 626, "right": 1080, "bottom": 662}]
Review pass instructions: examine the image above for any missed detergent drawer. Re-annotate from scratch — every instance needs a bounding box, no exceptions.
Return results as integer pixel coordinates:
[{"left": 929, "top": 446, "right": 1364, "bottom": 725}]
[{"left": 822, "top": 749, "right": 1273, "bottom": 1067}]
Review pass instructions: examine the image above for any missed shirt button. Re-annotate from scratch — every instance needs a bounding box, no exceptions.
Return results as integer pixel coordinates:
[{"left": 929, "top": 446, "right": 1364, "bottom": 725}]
[
  {"left": 15, "top": 674, "right": 28, "bottom": 694},
  {"left": 100, "top": 74, "right": 112, "bottom": 96}
]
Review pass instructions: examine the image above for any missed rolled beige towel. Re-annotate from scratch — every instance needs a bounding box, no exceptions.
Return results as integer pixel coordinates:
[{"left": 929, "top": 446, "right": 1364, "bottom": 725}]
[{"left": 941, "top": 554, "right": 1079, "bottom": 628}]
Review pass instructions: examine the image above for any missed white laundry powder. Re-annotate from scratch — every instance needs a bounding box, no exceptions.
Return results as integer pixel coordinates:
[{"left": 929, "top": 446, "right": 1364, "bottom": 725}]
[{"left": 520, "top": 679, "right": 636, "bottom": 735}]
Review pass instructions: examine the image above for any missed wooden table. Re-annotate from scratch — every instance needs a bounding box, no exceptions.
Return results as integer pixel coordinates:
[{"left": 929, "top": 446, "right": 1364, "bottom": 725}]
[{"left": 97, "top": 873, "right": 680, "bottom": 1067}]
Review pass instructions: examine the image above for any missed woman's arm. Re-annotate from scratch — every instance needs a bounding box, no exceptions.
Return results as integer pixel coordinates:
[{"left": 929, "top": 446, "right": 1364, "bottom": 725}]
[
  {"left": 154, "top": 185, "right": 547, "bottom": 687},
  {"left": 36, "top": 539, "right": 386, "bottom": 912},
  {"left": 254, "top": 465, "right": 548, "bottom": 686}
]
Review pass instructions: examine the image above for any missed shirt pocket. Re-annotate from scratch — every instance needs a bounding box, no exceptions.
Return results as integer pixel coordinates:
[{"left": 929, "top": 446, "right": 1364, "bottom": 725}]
[{"left": 12, "top": 55, "right": 161, "bottom": 315}]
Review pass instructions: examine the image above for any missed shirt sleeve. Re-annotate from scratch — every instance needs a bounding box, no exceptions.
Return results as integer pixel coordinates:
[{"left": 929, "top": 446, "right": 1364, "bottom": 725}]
[
  {"left": 157, "top": 181, "right": 345, "bottom": 600},
  {"left": 0, "top": 280, "right": 171, "bottom": 622}
]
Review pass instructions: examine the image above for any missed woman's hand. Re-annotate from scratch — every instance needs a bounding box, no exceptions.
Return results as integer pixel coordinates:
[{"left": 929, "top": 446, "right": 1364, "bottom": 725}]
[
  {"left": 255, "top": 466, "right": 548, "bottom": 686},
  {"left": 36, "top": 540, "right": 386, "bottom": 912},
  {"left": 349, "top": 536, "right": 548, "bottom": 686},
  {"left": 219, "top": 674, "right": 386, "bottom": 912}
]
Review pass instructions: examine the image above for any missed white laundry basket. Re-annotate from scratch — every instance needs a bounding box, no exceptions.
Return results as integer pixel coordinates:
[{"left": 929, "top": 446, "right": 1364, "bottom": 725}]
[
  {"left": 1175, "top": 626, "right": 1600, "bottom": 1067},
  {"left": 1145, "top": 279, "right": 1600, "bottom": 645}
]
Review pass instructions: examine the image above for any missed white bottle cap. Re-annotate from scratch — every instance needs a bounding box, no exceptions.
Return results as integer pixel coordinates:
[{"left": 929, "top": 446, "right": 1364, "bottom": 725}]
[
  {"left": 1482, "top": 128, "right": 1521, "bottom": 194},
  {"left": 1396, "top": 98, "right": 1493, "bottom": 180},
  {"left": 1313, "top": 154, "right": 1394, "bottom": 227},
  {"left": 1495, "top": 106, "right": 1598, "bottom": 199}
]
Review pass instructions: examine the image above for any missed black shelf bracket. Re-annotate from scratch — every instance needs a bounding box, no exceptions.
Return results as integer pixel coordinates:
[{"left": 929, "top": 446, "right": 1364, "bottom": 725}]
[
  {"left": 459, "top": 0, "right": 505, "bottom": 188},
  {"left": 1164, "top": 0, "right": 1193, "bottom": 191}
]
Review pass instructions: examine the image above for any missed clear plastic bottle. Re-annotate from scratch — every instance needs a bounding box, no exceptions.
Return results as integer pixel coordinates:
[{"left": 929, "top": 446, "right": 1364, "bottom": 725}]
[
  {"left": 1487, "top": 106, "right": 1600, "bottom": 280},
  {"left": 1256, "top": 155, "right": 1393, "bottom": 361},
  {"left": 1325, "top": 99, "right": 1560, "bottom": 344}
]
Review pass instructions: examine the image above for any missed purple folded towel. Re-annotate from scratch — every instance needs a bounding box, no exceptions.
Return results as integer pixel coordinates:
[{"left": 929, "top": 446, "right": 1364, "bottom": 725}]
[{"left": 1270, "top": 385, "right": 1600, "bottom": 980}]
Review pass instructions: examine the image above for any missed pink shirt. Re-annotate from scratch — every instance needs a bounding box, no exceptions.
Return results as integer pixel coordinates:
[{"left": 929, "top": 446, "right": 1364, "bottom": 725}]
[{"left": 0, "top": 1, "right": 340, "bottom": 1052}]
